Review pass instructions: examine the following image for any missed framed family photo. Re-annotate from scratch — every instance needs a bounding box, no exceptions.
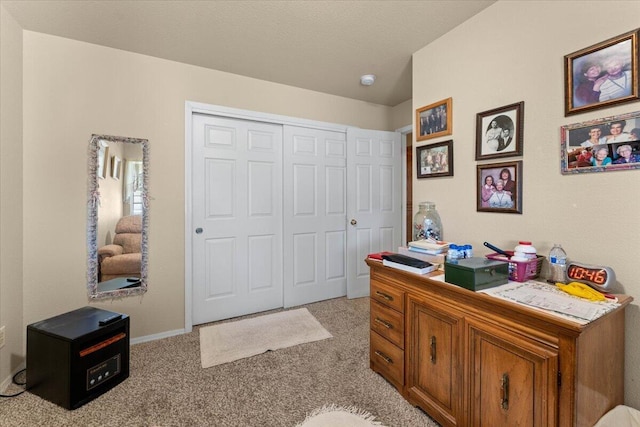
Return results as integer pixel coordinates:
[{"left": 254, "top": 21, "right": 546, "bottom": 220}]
[
  {"left": 561, "top": 110, "right": 640, "bottom": 175},
  {"left": 475, "top": 101, "right": 524, "bottom": 160},
  {"left": 564, "top": 28, "right": 639, "bottom": 116},
  {"left": 416, "top": 140, "right": 453, "bottom": 179},
  {"left": 416, "top": 97, "right": 452, "bottom": 142},
  {"left": 476, "top": 161, "right": 522, "bottom": 214}
]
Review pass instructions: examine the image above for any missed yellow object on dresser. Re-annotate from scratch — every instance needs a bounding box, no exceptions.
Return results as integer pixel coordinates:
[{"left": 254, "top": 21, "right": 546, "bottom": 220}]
[{"left": 556, "top": 281, "right": 606, "bottom": 301}]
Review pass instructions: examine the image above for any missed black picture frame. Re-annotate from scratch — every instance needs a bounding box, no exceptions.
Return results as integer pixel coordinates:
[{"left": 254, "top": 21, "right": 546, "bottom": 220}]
[
  {"left": 564, "top": 28, "right": 639, "bottom": 116},
  {"left": 416, "top": 140, "right": 453, "bottom": 179},
  {"left": 475, "top": 102, "right": 524, "bottom": 161},
  {"left": 476, "top": 161, "right": 522, "bottom": 214},
  {"left": 561, "top": 110, "right": 640, "bottom": 174}
]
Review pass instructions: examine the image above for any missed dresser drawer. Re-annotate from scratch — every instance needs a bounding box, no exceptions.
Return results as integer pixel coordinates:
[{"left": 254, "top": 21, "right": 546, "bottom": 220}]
[
  {"left": 370, "top": 330, "right": 404, "bottom": 389},
  {"left": 371, "top": 279, "right": 405, "bottom": 313},
  {"left": 370, "top": 299, "right": 404, "bottom": 349}
]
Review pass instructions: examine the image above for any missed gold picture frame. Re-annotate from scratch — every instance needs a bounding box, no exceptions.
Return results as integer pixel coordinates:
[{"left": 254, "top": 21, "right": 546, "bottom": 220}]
[
  {"left": 564, "top": 28, "right": 639, "bottom": 116},
  {"left": 416, "top": 97, "right": 452, "bottom": 142}
]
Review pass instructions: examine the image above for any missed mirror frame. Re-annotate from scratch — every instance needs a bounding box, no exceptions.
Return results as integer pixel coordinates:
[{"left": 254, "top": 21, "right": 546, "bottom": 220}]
[{"left": 87, "top": 134, "right": 149, "bottom": 299}]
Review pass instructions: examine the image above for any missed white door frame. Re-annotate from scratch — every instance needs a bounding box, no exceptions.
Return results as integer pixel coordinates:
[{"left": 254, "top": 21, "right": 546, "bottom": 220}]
[
  {"left": 185, "top": 101, "right": 349, "bottom": 332},
  {"left": 396, "top": 124, "right": 411, "bottom": 246}
]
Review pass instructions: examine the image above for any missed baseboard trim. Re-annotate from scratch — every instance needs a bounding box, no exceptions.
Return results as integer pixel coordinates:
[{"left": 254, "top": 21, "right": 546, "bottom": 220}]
[
  {"left": 130, "top": 328, "right": 186, "bottom": 345},
  {"left": 1, "top": 362, "right": 26, "bottom": 394}
]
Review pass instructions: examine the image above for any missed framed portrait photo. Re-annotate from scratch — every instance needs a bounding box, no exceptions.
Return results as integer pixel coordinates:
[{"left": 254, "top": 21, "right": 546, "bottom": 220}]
[
  {"left": 475, "top": 101, "right": 524, "bottom": 161},
  {"left": 416, "top": 140, "right": 453, "bottom": 179},
  {"left": 564, "top": 28, "right": 639, "bottom": 116},
  {"left": 416, "top": 97, "right": 452, "bottom": 142},
  {"left": 476, "top": 161, "right": 522, "bottom": 214},
  {"left": 561, "top": 110, "right": 640, "bottom": 175}
]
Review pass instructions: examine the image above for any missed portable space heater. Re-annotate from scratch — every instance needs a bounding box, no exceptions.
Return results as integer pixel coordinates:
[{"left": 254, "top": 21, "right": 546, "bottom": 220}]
[{"left": 26, "top": 306, "right": 130, "bottom": 409}]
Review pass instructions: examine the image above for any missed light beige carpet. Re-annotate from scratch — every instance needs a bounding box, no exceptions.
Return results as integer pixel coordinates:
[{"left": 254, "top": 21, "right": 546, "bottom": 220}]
[
  {"left": 296, "top": 404, "right": 386, "bottom": 427},
  {"left": 199, "top": 307, "right": 333, "bottom": 368}
]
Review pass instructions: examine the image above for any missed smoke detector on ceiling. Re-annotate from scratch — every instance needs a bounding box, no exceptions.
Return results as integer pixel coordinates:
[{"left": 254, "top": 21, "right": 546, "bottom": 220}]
[{"left": 360, "top": 74, "right": 376, "bottom": 86}]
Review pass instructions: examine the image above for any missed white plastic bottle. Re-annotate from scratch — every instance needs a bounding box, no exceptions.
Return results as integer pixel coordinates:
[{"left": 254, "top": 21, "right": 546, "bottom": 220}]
[
  {"left": 447, "top": 244, "right": 459, "bottom": 262},
  {"left": 548, "top": 244, "right": 567, "bottom": 283},
  {"left": 514, "top": 241, "right": 537, "bottom": 259},
  {"left": 464, "top": 244, "right": 473, "bottom": 258}
]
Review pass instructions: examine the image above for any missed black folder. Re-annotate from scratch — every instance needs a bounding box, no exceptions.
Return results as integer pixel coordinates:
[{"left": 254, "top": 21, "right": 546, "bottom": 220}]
[{"left": 382, "top": 253, "right": 433, "bottom": 269}]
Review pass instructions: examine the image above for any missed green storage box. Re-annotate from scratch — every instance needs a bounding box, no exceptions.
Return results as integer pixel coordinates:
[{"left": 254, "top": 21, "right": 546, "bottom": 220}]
[{"left": 444, "top": 257, "right": 509, "bottom": 291}]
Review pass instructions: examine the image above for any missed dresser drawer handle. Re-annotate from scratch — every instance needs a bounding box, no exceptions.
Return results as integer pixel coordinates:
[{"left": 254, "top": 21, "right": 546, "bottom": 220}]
[
  {"left": 501, "top": 373, "right": 509, "bottom": 410},
  {"left": 374, "top": 350, "right": 393, "bottom": 364},
  {"left": 374, "top": 317, "right": 393, "bottom": 329},
  {"left": 375, "top": 291, "right": 393, "bottom": 301},
  {"left": 430, "top": 335, "right": 436, "bottom": 364}
]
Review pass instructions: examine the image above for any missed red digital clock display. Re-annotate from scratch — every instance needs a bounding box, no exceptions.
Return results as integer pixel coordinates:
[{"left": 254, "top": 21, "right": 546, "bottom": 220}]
[
  {"left": 567, "top": 265, "right": 607, "bottom": 285},
  {"left": 565, "top": 262, "right": 615, "bottom": 291}
]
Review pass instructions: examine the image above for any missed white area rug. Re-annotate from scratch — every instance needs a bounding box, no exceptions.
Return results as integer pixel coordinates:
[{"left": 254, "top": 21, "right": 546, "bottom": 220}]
[
  {"left": 296, "top": 404, "right": 386, "bottom": 427},
  {"left": 199, "top": 308, "right": 332, "bottom": 368}
]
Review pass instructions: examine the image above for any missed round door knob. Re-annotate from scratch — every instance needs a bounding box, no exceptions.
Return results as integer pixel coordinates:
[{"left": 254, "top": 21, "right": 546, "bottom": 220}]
[
  {"left": 195, "top": 228, "right": 203, "bottom": 234},
  {"left": 350, "top": 219, "right": 357, "bottom": 225}
]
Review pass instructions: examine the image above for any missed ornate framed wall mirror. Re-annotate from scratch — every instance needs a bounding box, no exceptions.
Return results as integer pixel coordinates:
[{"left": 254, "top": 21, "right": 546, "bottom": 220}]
[{"left": 88, "top": 134, "right": 149, "bottom": 299}]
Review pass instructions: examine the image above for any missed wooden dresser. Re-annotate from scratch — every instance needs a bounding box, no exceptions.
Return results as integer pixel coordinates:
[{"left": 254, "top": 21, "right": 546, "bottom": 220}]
[{"left": 366, "top": 259, "right": 632, "bottom": 427}]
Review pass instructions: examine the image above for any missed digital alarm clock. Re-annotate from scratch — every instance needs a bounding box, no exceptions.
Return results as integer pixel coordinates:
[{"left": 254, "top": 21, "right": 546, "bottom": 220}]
[{"left": 565, "top": 261, "right": 615, "bottom": 292}]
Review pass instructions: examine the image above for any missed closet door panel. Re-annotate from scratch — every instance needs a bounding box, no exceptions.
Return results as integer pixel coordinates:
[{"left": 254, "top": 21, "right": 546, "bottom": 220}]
[
  {"left": 192, "top": 114, "right": 283, "bottom": 324},
  {"left": 284, "top": 126, "right": 347, "bottom": 307}
]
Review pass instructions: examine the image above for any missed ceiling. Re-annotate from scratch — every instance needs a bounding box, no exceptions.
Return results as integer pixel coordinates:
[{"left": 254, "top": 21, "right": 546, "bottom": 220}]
[{"left": 2, "top": 0, "right": 496, "bottom": 106}]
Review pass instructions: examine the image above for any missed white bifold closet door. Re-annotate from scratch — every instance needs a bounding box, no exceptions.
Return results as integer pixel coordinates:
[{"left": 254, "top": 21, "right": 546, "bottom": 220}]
[
  {"left": 191, "top": 113, "right": 284, "bottom": 325},
  {"left": 346, "top": 128, "right": 402, "bottom": 299},
  {"left": 283, "top": 125, "right": 348, "bottom": 307},
  {"left": 191, "top": 112, "right": 401, "bottom": 325}
]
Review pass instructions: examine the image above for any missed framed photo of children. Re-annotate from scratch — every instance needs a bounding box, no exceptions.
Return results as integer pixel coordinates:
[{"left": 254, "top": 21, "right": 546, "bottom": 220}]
[
  {"left": 476, "top": 161, "right": 522, "bottom": 214},
  {"left": 564, "top": 28, "right": 639, "bottom": 116},
  {"left": 561, "top": 110, "right": 640, "bottom": 175},
  {"left": 416, "top": 140, "right": 453, "bottom": 179},
  {"left": 475, "top": 101, "right": 524, "bottom": 161},
  {"left": 416, "top": 97, "right": 452, "bottom": 142}
]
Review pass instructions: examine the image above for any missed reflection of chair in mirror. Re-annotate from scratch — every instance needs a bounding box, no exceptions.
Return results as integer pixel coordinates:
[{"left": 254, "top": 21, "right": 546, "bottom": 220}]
[{"left": 98, "top": 215, "right": 142, "bottom": 282}]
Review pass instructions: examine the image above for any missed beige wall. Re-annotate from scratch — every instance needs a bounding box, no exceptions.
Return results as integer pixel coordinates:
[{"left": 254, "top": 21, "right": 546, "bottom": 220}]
[
  {"left": 0, "top": 4, "right": 24, "bottom": 388},
  {"left": 20, "top": 31, "right": 395, "bottom": 345},
  {"left": 412, "top": 1, "right": 640, "bottom": 407},
  {"left": 390, "top": 98, "right": 413, "bottom": 131}
]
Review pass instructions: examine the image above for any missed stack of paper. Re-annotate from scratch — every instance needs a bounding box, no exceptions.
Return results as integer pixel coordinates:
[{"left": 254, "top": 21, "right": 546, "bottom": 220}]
[
  {"left": 481, "top": 281, "right": 620, "bottom": 323},
  {"left": 408, "top": 239, "right": 449, "bottom": 255}
]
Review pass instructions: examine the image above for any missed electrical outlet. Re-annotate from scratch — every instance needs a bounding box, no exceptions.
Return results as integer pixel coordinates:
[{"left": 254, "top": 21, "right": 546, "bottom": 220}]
[{"left": 0, "top": 326, "right": 5, "bottom": 349}]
